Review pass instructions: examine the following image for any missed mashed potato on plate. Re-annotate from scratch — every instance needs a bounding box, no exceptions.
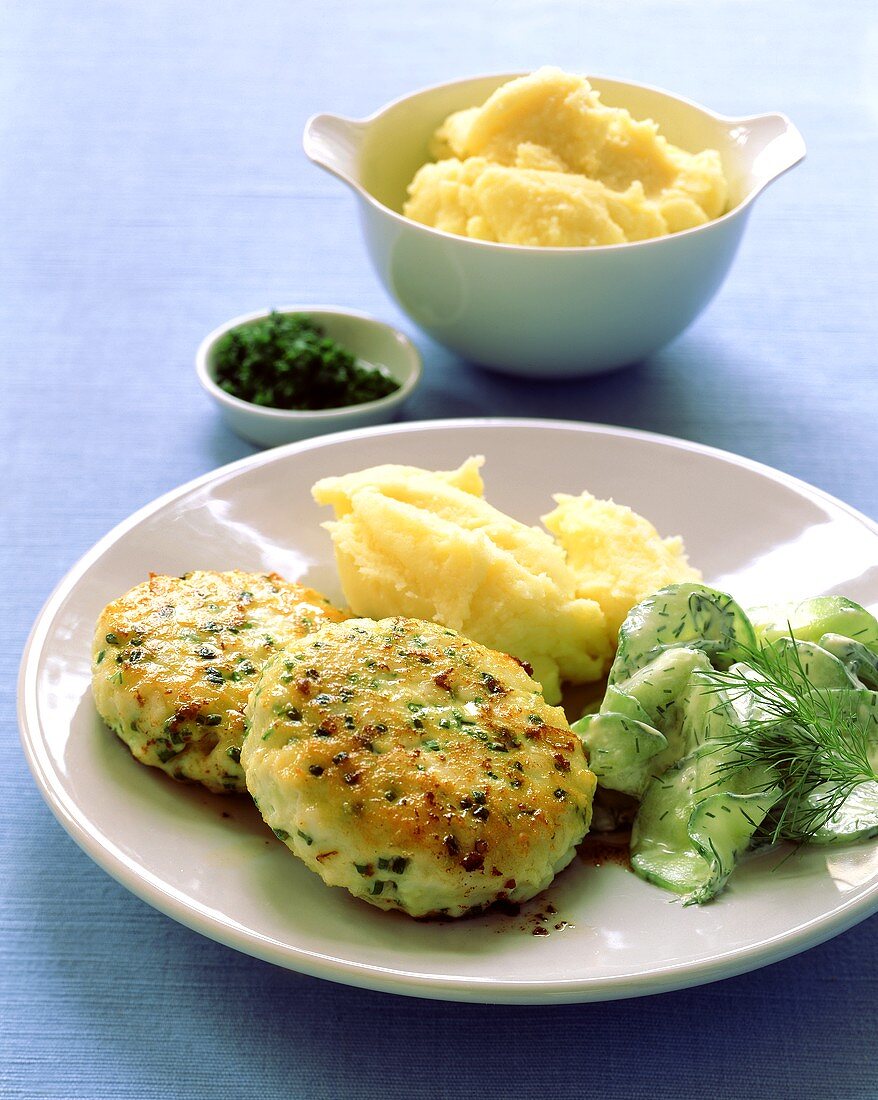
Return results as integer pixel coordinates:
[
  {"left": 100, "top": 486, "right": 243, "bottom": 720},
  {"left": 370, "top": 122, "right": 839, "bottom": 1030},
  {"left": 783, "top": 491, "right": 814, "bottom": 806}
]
[
  {"left": 543, "top": 491, "right": 701, "bottom": 638},
  {"left": 403, "top": 67, "right": 727, "bottom": 247},
  {"left": 312, "top": 457, "right": 699, "bottom": 703},
  {"left": 313, "top": 458, "right": 609, "bottom": 703}
]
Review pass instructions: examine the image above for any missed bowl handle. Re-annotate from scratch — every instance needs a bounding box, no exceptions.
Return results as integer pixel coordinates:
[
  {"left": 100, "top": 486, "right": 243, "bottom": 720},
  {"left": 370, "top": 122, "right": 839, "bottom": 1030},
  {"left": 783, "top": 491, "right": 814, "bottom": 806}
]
[
  {"left": 736, "top": 112, "right": 807, "bottom": 185},
  {"left": 303, "top": 113, "right": 368, "bottom": 189}
]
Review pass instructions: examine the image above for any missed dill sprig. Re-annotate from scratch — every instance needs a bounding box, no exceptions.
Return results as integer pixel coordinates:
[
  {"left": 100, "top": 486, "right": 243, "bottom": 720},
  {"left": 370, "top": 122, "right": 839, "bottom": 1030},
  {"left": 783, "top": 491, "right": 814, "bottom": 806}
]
[{"left": 703, "top": 638, "right": 878, "bottom": 843}]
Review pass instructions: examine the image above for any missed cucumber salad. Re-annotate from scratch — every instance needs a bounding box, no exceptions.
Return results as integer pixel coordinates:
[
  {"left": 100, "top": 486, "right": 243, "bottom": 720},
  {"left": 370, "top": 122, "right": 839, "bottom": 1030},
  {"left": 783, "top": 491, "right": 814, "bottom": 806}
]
[{"left": 573, "top": 584, "right": 878, "bottom": 905}]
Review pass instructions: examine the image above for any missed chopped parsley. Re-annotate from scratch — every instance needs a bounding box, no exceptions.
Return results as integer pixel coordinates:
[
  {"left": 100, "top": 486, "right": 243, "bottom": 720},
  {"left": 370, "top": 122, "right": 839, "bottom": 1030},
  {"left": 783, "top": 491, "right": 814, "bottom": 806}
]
[{"left": 212, "top": 312, "right": 400, "bottom": 411}]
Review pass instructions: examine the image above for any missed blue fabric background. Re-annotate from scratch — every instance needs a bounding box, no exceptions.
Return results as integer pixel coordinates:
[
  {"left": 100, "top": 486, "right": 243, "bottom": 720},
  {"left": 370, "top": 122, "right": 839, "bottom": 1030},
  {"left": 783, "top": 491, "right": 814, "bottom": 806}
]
[{"left": 3, "top": 1, "right": 877, "bottom": 1096}]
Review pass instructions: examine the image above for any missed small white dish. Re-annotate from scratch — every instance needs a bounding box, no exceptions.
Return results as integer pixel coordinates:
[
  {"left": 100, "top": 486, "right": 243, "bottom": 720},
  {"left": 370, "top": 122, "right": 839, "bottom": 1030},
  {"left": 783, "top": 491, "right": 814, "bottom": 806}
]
[
  {"left": 18, "top": 419, "right": 878, "bottom": 1004},
  {"left": 304, "top": 74, "right": 806, "bottom": 378},
  {"left": 196, "top": 306, "right": 422, "bottom": 448}
]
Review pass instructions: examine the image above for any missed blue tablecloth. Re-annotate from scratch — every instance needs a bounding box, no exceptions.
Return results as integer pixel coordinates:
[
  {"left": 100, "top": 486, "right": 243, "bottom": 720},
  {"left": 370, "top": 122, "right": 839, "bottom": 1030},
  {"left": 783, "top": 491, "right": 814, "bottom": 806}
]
[{"left": 3, "top": 2, "right": 877, "bottom": 1096}]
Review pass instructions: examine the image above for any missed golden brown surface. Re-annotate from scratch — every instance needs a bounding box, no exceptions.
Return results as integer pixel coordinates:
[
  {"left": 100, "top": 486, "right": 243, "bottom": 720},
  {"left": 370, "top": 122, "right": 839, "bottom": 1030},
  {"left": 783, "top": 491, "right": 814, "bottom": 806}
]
[
  {"left": 242, "top": 617, "right": 596, "bottom": 916},
  {"left": 91, "top": 570, "right": 347, "bottom": 792}
]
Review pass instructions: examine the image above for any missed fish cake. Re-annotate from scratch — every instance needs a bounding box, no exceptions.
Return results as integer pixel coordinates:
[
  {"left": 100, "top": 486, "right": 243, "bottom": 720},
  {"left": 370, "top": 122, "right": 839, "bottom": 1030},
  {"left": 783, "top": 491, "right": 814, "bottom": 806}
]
[
  {"left": 92, "top": 570, "right": 347, "bottom": 792},
  {"left": 242, "top": 616, "right": 596, "bottom": 917}
]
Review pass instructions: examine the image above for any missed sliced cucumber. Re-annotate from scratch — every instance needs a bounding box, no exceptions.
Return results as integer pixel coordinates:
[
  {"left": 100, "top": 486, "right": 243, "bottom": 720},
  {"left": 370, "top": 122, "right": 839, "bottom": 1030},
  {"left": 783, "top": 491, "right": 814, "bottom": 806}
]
[
  {"left": 610, "top": 584, "right": 756, "bottom": 684},
  {"left": 589, "top": 586, "right": 878, "bottom": 901},
  {"left": 840, "top": 688, "right": 878, "bottom": 769},
  {"left": 768, "top": 637, "right": 860, "bottom": 689},
  {"left": 799, "top": 690, "right": 878, "bottom": 842},
  {"left": 616, "top": 646, "right": 709, "bottom": 725},
  {"left": 600, "top": 684, "right": 653, "bottom": 725},
  {"left": 686, "top": 790, "right": 781, "bottom": 901},
  {"left": 723, "top": 661, "right": 773, "bottom": 725},
  {"left": 819, "top": 634, "right": 878, "bottom": 690},
  {"left": 631, "top": 747, "right": 780, "bottom": 904},
  {"left": 578, "top": 648, "right": 713, "bottom": 796},
  {"left": 856, "top": 691, "right": 878, "bottom": 754},
  {"left": 680, "top": 668, "right": 740, "bottom": 752},
  {"left": 573, "top": 712, "right": 667, "bottom": 798},
  {"left": 803, "top": 781, "right": 878, "bottom": 845},
  {"left": 647, "top": 657, "right": 729, "bottom": 777},
  {"left": 630, "top": 758, "right": 710, "bottom": 898},
  {"left": 620, "top": 648, "right": 730, "bottom": 769},
  {"left": 749, "top": 596, "right": 878, "bottom": 651}
]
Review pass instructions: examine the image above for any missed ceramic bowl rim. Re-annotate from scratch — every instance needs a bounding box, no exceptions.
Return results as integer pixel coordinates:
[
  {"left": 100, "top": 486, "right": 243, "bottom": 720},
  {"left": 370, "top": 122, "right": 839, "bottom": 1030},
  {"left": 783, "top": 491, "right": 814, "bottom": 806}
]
[
  {"left": 195, "top": 305, "right": 423, "bottom": 423},
  {"left": 304, "top": 70, "right": 805, "bottom": 256}
]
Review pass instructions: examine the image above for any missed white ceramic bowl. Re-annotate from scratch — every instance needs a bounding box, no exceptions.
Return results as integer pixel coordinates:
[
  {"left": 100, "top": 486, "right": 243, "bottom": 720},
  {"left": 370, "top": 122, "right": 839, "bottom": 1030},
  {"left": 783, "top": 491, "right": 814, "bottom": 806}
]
[
  {"left": 304, "top": 73, "right": 805, "bottom": 378},
  {"left": 196, "top": 306, "right": 422, "bottom": 447}
]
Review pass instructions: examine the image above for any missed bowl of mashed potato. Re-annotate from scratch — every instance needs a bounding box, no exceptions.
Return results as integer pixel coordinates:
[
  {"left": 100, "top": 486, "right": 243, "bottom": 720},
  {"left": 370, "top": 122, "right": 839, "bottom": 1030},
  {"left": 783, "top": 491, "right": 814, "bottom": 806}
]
[{"left": 304, "top": 69, "right": 804, "bottom": 378}]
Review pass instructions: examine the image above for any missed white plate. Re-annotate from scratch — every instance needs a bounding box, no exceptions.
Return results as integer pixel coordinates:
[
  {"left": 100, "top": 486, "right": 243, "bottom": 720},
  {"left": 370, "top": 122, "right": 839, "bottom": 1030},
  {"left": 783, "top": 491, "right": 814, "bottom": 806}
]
[{"left": 18, "top": 418, "right": 878, "bottom": 1004}]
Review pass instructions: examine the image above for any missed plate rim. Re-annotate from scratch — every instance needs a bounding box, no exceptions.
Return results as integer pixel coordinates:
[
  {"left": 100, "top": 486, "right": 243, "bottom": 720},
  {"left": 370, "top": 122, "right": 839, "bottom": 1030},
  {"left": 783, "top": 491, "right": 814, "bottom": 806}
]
[{"left": 18, "top": 416, "right": 878, "bottom": 1004}]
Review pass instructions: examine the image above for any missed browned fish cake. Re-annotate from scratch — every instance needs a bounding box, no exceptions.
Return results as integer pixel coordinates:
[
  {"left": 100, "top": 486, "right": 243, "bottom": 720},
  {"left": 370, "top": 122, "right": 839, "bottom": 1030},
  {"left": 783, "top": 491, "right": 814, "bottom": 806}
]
[
  {"left": 92, "top": 570, "right": 347, "bottom": 792},
  {"left": 242, "top": 616, "right": 596, "bottom": 916}
]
